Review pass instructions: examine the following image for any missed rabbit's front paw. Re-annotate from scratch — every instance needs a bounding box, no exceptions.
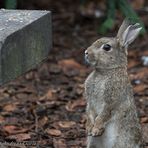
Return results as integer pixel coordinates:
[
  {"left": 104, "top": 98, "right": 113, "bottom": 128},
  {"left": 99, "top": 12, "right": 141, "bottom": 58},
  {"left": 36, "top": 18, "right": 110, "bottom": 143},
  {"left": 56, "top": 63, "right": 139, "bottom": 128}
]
[
  {"left": 86, "top": 123, "right": 94, "bottom": 135},
  {"left": 91, "top": 126, "right": 104, "bottom": 136}
]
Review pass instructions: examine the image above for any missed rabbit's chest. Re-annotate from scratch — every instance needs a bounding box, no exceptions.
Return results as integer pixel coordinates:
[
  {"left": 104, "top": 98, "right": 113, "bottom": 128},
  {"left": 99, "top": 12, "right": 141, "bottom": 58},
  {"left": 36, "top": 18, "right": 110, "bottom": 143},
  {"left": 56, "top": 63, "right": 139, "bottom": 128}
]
[
  {"left": 85, "top": 76, "right": 106, "bottom": 114},
  {"left": 85, "top": 76, "right": 106, "bottom": 100}
]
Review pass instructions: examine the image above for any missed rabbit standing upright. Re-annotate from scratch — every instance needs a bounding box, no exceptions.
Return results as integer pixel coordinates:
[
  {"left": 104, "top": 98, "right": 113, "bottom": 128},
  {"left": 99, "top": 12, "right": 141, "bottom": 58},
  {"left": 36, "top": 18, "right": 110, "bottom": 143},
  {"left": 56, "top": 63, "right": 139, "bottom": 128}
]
[{"left": 84, "top": 20, "right": 143, "bottom": 148}]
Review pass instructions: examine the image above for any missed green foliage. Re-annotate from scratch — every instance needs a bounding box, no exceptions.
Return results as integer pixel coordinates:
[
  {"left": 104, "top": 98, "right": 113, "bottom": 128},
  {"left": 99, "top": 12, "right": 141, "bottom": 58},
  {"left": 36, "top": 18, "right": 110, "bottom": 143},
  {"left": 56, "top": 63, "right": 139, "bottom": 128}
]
[
  {"left": 5, "top": 0, "right": 17, "bottom": 9},
  {"left": 117, "top": 0, "right": 145, "bottom": 34},
  {"left": 98, "top": 0, "right": 116, "bottom": 34},
  {"left": 98, "top": 0, "right": 146, "bottom": 35},
  {"left": 99, "top": 18, "right": 114, "bottom": 35}
]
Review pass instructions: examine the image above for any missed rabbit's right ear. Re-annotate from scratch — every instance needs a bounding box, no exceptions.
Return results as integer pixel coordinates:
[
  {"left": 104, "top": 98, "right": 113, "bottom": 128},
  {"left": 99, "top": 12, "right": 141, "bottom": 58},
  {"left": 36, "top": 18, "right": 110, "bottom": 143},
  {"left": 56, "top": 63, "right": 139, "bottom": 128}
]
[
  {"left": 117, "top": 19, "right": 130, "bottom": 39},
  {"left": 117, "top": 20, "right": 142, "bottom": 49}
]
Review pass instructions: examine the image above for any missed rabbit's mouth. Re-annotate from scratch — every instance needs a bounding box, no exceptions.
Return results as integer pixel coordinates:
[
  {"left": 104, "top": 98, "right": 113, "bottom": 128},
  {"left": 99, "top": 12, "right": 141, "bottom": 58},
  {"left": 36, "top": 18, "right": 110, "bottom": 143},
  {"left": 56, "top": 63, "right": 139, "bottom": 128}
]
[
  {"left": 85, "top": 53, "right": 96, "bottom": 66},
  {"left": 85, "top": 50, "right": 97, "bottom": 66},
  {"left": 85, "top": 54, "right": 89, "bottom": 63}
]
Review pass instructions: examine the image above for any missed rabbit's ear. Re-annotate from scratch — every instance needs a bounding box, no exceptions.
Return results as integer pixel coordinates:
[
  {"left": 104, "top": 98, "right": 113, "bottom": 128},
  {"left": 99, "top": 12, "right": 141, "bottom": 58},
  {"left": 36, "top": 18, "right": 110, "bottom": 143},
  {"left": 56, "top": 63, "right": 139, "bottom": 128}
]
[
  {"left": 117, "top": 19, "right": 130, "bottom": 39},
  {"left": 118, "top": 23, "right": 142, "bottom": 48}
]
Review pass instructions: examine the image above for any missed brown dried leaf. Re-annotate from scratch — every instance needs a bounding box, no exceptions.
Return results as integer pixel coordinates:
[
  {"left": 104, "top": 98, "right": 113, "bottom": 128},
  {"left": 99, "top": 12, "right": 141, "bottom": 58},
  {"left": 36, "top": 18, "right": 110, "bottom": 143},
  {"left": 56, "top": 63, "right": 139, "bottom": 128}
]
[
  {"left": 140, "top": 117, "right": 148, "bottom": 123},
  {"left": 53, "top": 138, "right": 67, "bottom": 148},
  {"left": 45, "top": 90, "right": 53, "bottom": 99},
  {"left": 17, "top": 85, "right": 36, "bottom": 94},
  {"left": 58, "top": 121, "right": 76, "bottom": 128},
  {"left": 58, "top": 59, "right": 86, "bottom": 77},
  {"left": 128, "top": 50, "right": 138, "bottom": 58},
  {"left": 128, "top": 60, "right": 140, "bottom": 69},
  {"left": 133, "top": 84, "right": 147, "bottom": 93},
  {"left": 136, "top": 68, "right": 148, "bottom": 79},
  {"left": 46, "top": 128, "right": 62, "bottom": 136},
  {"left": 39, "top": 89, "right": 56, "bottom": 101},
  {"left": 64, "top": 68, "right": 79, "bottom": 77},
  {"left": 38, "top": 116, "right": 48, "bottom": 127},
  {"left": 0, "top": 93, "right": 10, "bottom": 100},
  {"left": 3, "top": 125, "right": 28, "bottom": 134},
  {"left": 6, "top": 133, "right": 31, "bottom": 141},
  {"left": 0, "top": 116, "right": 4, "bottom": 124},
  {"left": 3, "top": 104, "right": 17, "bottom": 112},
  {"left": 66, "top": 99, "right": 86, "bottom": 111},
  {"left": 16, "top": 93, "right": 28, "bottom": 99},
  {"left": 58, "top": 59, "right": 84, "bottom": 70}
]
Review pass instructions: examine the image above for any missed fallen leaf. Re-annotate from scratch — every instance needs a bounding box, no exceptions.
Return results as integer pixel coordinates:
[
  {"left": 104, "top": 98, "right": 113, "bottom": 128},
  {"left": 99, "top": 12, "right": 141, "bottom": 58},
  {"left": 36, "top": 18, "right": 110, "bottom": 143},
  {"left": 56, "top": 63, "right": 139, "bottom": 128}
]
[
  {"left": 133, "top": 84, "right": 147, "bottom": 93},
  {"left": 66, "top": 99, "right": 86, "bottom": 111},
  {"left": 128, "top": 60, "right": 140, "bottom": 69},
  {"left": 40, "top": 89, "right": 53, "bottom": 101},
  {"left": 58, "top": 59, "right": 84, "bottom": 70},
  {"left": 46, "top": 128, "right": 61, "bottom": 136},
  {"left": 64, "top": 68, "right": 79, "bottom": 77},
  {"left": 58, "top": 59, "right": 86, "bottom": 77},
  {"left": 3, "top": 125, "right": 28, "bottom": 134},
  {"left": 128, "top": 50, "right": 138, "bottom": 58},
  {"left": 53, "top": 138, "right": 67, "bottom": 148},
  {"left": 3, "top": 104, "right": 17, "bottom": 112},
  {"left": 140, "top": 117, "right": 148, "bottom": 123},
  {"left": 130, "top": 68, "right": 148, "bottom": 80},
  {"left": 38, "top": 116, "right": 48, "bottom": 127},
  {"left": 6, "top": 133, "right": 31, "bottom": 141},
  {"left": 16, "top": 93, "right": 28, "bottom": 99},
  {"left": 0, "top": 93, "right": 10, "bottom": 100},
  {"left": 58, "top": 121, "right": 76, "bottom": 128},
  {"left": 0, "top": 116, "right": 4, "bottom": 124},
  {"left": 46, "top": 90, "right": 53, "bottom": 99},
  {"left": 17, "top": 85, "right": 36, "bottom": 94}
]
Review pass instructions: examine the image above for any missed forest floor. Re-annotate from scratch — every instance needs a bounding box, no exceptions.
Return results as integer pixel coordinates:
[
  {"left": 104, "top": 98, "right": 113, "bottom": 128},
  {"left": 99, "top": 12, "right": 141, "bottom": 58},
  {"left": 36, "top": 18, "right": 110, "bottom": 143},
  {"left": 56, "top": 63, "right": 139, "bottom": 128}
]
[{"left": 0, "top": 1, "right": 147, "bottom": 148}]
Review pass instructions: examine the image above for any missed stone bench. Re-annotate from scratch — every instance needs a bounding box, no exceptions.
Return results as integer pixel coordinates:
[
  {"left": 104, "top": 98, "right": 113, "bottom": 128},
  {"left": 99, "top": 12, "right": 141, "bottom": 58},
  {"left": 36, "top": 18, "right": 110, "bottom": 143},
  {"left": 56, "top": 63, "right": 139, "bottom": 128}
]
[{"left": 0, "top": 9, "right": 52, "bottom": 85}]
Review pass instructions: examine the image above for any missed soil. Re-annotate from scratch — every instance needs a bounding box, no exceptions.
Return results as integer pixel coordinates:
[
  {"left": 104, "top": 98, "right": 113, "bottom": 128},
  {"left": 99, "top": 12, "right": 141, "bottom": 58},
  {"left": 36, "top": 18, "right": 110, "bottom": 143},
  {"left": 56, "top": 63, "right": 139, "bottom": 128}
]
[{"left": 0, "top": 0, "right": 147, "bottom": 148}]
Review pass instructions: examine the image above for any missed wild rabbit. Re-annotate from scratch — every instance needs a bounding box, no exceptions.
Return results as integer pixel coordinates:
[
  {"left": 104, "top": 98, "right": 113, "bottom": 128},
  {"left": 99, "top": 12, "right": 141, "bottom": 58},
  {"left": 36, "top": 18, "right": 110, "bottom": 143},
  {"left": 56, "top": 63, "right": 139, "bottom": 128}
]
[{"left": 84, "top": 20, "right": 143, "bottom": 148}]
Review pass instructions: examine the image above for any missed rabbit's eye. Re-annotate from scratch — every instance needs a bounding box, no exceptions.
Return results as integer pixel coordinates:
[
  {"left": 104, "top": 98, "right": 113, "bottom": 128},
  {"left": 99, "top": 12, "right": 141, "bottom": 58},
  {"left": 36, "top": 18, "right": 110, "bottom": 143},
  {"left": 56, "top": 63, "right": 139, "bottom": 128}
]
[{"left": 102, "top": 44, "right": 111, "bottom": 51}]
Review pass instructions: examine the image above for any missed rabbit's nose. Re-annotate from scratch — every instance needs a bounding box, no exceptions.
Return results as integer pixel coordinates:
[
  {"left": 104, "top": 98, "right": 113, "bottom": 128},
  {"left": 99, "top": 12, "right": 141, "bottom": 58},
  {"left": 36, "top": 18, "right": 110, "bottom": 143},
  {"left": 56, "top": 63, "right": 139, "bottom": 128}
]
[{"left": 85, "top": 50, "right": 88, "bottom": 55}]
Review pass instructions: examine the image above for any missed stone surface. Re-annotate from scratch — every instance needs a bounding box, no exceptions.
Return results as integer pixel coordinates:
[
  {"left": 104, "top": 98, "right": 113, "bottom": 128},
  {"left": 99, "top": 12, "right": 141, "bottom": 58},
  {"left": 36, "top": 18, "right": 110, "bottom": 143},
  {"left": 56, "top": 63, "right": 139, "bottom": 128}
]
[{"left": 0, "top": 9, "right": 52, "bottom": 85}]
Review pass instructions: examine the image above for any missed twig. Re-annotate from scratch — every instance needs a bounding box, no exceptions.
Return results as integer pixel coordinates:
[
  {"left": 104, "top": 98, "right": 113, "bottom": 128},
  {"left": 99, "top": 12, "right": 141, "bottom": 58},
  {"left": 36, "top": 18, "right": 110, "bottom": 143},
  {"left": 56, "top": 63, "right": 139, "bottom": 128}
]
[{"left": 33, "top": 109, "right": 38, "bottom": 133}]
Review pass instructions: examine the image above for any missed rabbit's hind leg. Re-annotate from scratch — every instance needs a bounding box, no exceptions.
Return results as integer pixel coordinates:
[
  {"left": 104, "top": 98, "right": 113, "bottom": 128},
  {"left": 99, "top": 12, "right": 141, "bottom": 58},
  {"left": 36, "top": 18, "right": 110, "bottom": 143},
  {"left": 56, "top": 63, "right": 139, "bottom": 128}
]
[
  {"left": 103, "top": 121, "right": 118, "bottom": 148},
  {"left": 87, "top": 135, "right": 104, "bottom": 148}
]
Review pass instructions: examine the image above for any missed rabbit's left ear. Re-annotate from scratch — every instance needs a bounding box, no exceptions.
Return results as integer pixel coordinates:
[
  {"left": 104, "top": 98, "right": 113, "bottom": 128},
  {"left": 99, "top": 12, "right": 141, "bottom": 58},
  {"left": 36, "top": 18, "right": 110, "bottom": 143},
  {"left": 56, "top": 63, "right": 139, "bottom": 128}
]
[{"left": 117, "top": 23, "right": 142, "bottom": 48}]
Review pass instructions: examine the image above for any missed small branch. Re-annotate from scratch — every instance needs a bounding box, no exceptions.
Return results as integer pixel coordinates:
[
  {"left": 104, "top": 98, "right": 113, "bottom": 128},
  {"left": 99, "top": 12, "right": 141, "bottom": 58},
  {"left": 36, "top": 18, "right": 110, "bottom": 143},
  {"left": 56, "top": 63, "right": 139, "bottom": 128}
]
[{"left": 33, "top": 109, "right": 38, "bottom": 133}]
